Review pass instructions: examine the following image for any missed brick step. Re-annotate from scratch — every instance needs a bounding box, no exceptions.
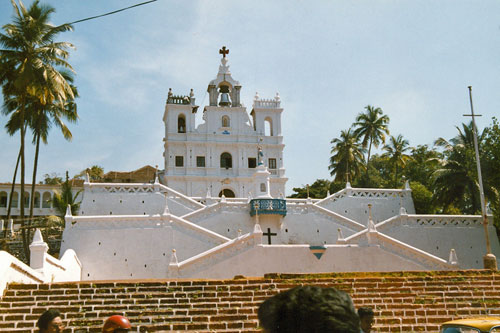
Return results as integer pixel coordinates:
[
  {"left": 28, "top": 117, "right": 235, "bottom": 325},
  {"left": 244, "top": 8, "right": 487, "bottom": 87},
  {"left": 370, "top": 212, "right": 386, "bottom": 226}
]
[{"left": 2, "top": 271, "right": 500, "bottom": 332}]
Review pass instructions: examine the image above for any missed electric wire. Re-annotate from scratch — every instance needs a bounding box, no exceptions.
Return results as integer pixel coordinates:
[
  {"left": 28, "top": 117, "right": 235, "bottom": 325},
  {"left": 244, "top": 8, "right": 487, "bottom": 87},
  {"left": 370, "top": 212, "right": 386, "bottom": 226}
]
[{"left": 66, "top": 0, "right": 158, "bottom": 25}]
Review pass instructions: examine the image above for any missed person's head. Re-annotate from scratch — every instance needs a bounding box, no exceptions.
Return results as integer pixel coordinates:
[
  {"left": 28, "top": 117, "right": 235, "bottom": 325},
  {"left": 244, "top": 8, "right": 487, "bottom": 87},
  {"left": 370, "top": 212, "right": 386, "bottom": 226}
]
[
  {"left": 102, "top": 315, "right": 132, "bottom": 333},
  {"left": 358, "top": 307, "right": 374, "bottom": 333},
  {"left": 258, "top": 285, "right": 360, "bottom": 333},
  {"left": 37, "top": 309, "right": 64, "bottom": 333}
]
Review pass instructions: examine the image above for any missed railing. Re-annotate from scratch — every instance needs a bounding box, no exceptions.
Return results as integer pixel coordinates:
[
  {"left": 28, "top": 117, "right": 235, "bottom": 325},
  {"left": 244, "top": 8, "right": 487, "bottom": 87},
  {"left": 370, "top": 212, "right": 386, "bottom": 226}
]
[
  {"left": 253, "top": 99, "right": 280, "bottom": 108},
  {"left": 250, "top": 199, "right": 286, "bottom": 217},
  {"left": 167, "top": 95, "right": 191, "bottom": 105}
]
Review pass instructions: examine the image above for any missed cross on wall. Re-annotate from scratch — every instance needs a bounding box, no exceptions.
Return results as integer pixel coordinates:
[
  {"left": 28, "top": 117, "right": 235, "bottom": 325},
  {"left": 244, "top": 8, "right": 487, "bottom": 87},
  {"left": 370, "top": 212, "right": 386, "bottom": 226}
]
[{"left": 263, "top": 228, "right": 277, "bottom": 245}]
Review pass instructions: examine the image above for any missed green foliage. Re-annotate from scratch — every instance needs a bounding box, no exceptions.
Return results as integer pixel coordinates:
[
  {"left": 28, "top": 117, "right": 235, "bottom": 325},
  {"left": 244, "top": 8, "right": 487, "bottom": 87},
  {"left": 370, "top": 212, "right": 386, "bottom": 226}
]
[
  {"left": 410, "top": 181, "right": 434, "bottom": 214},
  {"left": 41, "top": 172, "right": 63, "bottom": 185},
  {"left": 352, "top": 105, "right": 390, "bottom": 171},
  {"left": 52, "top": 171, "right": 81, "bottom": 217},
  {"left": 382, "top": 134, "right": 413, "bottom": 188},
  {"left": 75, "top": 165, "right": 104, "bottom": 181},
  {"left": 289, "top": 179, "right": 331, "bottom": 198},
  {"left": 328, "top": 128, "right": 366, "bottom": 183}
]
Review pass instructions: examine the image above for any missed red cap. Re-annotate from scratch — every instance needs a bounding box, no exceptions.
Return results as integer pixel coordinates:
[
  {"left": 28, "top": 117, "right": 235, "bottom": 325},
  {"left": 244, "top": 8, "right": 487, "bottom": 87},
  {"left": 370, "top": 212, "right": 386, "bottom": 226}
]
[{"left": 102, "top": 315, "right": 131, "bottom": 332}]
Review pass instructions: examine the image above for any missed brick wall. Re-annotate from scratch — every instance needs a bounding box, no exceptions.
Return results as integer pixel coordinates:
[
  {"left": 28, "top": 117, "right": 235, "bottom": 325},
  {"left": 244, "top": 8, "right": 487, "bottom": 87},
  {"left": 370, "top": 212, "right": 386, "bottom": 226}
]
[{"left": 1, "top": 270, "right": 499, "bottom": 332}]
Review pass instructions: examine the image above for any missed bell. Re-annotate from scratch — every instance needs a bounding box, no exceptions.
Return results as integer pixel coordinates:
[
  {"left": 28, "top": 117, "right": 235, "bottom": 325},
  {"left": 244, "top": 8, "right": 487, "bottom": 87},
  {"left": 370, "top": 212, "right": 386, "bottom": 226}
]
[{"left": 219, "top": 85, "right": 231, "bottom": 106}]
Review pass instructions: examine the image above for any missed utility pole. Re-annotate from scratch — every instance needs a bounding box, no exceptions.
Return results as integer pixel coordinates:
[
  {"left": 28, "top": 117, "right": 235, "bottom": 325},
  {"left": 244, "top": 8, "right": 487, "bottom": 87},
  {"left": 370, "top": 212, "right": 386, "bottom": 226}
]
[{"left": 464, "top": 86, "right": 497, "bottom": 269}]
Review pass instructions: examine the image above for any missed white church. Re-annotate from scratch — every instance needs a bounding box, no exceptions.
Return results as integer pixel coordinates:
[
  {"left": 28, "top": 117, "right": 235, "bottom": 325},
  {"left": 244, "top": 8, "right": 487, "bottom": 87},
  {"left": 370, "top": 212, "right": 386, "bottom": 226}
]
[{"left": 1, "top": 48, "right": 499, "bottom": 290}]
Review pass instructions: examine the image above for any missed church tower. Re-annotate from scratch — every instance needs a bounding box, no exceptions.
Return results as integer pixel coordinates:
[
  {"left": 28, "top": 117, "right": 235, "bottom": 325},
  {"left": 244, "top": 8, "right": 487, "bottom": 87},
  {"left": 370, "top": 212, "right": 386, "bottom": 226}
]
[{"left": 162, "top": 47, "right": 287, "bottom": 198}]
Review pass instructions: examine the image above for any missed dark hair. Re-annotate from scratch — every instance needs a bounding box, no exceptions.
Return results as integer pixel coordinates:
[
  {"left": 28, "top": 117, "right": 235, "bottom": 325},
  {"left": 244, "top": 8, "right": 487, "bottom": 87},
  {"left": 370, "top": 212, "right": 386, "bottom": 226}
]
[
  {"left": 258, "top": 285, "right": 360, "bottom": 333},
  {"left": 37, "top": 309, "right": 61, "bottom": 331},
  {"left": 358, "top": 307, "right": 374, "bottom": 319}
]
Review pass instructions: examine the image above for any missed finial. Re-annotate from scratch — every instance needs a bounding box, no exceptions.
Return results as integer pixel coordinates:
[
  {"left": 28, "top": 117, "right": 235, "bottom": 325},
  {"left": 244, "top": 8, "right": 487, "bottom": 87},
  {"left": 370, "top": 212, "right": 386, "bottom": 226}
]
[
  {"left": 190, "top": 88, "right": 194, "bottom": 98},
  {"left": 65, "top": 204, "right": 72, "bottom": 217},
  {"left": 170, "top": 248, "right": 178, "bottom": 265},
  {"left": 448, "top": 248, "right": 458, "bottom": 265},
  {"left": 275, "top": 92, "right": 280, "bottom": 101},
  {"left": 254, "top": 92, "right": 259, "bottom": 101},
  {"left": 168, "top": 88, "right": 173, "bottom": 97},
  {"left": 219, "top": 46, "right": 229, "bottom": 58},
  {"left": 337, "top": 228, "right": 346, "bottom": 244},
  {"left": 162, "top": 195, "right": 170, "bottom": 216}
]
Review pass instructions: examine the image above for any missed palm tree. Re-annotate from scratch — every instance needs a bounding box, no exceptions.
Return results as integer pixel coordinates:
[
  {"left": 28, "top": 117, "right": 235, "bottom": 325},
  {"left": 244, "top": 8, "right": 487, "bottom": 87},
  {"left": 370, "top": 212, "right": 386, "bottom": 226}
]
[
  {"left": 0, "top": 0, "right": 74, "bottom": 257},
  {"left": 353, "top": 105, "right": 390, "bottom": 175},
  {"left": 5, "top": 72, "right": 78, "bottom": 239},
  {"left": 329, "top": 128, "right": 366, "bottom": 183},
  {"left": 52, "top": 171, "right": 82, "bottom": 217},
  {"left": 382, "top": 134, "right": 412, "bottom": 187},
  {"left": 433, "top": 122, "right": 497, "bottom": 214}
]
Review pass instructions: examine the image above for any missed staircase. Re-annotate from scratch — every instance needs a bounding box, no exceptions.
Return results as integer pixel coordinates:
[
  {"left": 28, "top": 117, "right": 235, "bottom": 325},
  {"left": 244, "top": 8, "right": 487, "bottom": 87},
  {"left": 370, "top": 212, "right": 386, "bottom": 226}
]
[{"left": 1, "top": 270, "right": 499, "bottom": 332}]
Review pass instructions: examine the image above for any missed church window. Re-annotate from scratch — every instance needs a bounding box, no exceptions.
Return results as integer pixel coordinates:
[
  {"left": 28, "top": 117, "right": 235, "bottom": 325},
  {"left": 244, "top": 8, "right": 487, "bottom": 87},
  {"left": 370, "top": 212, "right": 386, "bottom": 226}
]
[
  {"left": 42, "top": 192, "right": 51, "bottom": 208},
  {"left": 196, "top": 156, "right": 205, "bottom": 167},
  {"left": 248, "top": 158, "right": 257, "bottom": 168},
  {"left": 220, "top": 152, "right": 232, "bottom": 169},
  {"left": 175, "top": 156, "right": 184, "bottom": 167},
  {"left": 222, "top": 115, "right": 230, "bottom": 127},
  {"left": 264, "top": 117, "right": 273, "bottom": 136},
  {"left": 268, "top": 158, "right": 277, "bottom": 169},
  {"left": 177, "top": 114, "right": 186, "bottom": 133},
  {"left": 260, "top": 183, "right": 266, "bottom": 192},
  {"left": 0, "top": 191, "right": 7, "bottom": 208},
  {"left": 219, "top": 189, "right": 235, "bottom": 198}
]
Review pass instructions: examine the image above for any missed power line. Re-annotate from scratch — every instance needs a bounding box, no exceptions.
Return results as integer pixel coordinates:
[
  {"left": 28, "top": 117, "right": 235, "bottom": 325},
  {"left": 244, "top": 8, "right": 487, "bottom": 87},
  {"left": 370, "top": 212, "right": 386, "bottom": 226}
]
[{"left": 67, "top": 0, "right": 158, "bottom": 25}]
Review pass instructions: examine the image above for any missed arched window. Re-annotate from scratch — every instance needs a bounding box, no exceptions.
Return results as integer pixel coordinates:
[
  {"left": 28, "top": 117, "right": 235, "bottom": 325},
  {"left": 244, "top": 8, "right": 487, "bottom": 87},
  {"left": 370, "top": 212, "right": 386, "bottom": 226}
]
[
  {"left": 219, "top": 189, "right": 235, "bottom": 198},
  {"left": 42, "top": 192, "right": 52, "bottom": 208},
  {"left": 220, "top": 152, "right": 232, "bottom": 169},
  {"left": 222, "top": 115, "right": 230, "bottom": 127},
  {"left": 34, "top": 192, "right": 41, "bottom": 208},
  {"left": 0, "top": 191, "right": 7, "bottom": 208},
  {"left": 178, "top": 114, "right": 186, "bottom": 133},
  {"left": 24, "top": 191, "right": 30, "bottom": 208},
  {"left": 11, "top": 191, "right": 18, "bottom": 208},
  {"left": 264, "top": 117, "right": 273, "bottom": 136}
]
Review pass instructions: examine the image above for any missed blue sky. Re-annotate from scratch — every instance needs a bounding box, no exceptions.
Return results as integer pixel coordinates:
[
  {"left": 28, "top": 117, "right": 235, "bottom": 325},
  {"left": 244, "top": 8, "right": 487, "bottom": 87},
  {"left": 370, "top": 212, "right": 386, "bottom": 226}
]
[{"left": 1, "top": 0, "right": 500, "bottom": 194}]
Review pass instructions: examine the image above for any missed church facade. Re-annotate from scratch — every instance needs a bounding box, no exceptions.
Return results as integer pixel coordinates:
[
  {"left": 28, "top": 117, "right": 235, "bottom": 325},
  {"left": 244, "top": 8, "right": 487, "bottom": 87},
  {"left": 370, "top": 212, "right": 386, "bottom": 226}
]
[
  {"left": 161, "top": 49, "right": 287, "bottom": 198},
  {"left": 1, "top": 48, "right": 499, "bottom": 287}
]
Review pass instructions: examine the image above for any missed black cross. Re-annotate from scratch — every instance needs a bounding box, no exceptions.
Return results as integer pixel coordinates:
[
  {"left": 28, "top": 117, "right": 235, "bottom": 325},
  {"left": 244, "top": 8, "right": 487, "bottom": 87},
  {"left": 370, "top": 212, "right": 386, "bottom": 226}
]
[
  {"left": 219, "top": 46, "right": 229, "bottom": 58},
  {"left": 263, "top": 228, "right": 277, "bottom": 245}
]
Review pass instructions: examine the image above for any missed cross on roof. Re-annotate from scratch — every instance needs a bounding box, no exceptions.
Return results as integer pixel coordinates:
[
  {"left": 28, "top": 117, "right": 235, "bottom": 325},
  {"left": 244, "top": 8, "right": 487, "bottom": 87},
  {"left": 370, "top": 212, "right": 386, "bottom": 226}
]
[
  {"left": 263, "top": 228, "right": 277, "bottom": 245},
  {"left": 219, "top": 46, "right": 229, "bottom": 58}
]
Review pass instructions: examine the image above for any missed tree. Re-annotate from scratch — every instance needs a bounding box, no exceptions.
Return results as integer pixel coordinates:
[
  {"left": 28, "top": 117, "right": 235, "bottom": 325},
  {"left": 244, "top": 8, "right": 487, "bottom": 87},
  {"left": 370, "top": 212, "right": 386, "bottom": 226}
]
[
  {"left": 432, "top": 122, "right": 497, "bottom": 214},
  {"left": 75, "top": 165, "right": 104, "bottom": 182},
  {"left": 382, "top": 134, "right": 412, "bottom": 187},
  {"left": 289, "top": 179, "right": 332, "bottom": 199},
  {"left": 0, "top": 0, "right": 74, "bottom": 258},
  {"left": 402, "top": 144, "right": 441, "bottom": 189},
  {"left": 52, "top": 171, "right": 82, "bottom": 217},
  {"left": 4, "top": 71, "right": 78, "bottom": 237},
  {"left": 353, "top": 105, "right": 390, "bottom": 175},
  {"left": 41, "top": 173, "right": 63, "bottom": 185},
  {"left": 328, "top": 128, "right": 366, "bottom": 183}
]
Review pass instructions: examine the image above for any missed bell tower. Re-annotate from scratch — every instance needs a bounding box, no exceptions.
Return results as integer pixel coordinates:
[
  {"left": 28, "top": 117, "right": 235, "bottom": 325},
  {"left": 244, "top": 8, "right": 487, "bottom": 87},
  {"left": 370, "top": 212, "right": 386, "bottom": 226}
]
[
  {"left": 163, "top": 47, "right": 287, "bottom": 198},
  {"left": 207, "top": 46, "right": 242, "bottom": 107}
]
